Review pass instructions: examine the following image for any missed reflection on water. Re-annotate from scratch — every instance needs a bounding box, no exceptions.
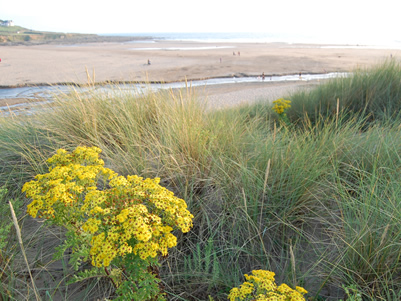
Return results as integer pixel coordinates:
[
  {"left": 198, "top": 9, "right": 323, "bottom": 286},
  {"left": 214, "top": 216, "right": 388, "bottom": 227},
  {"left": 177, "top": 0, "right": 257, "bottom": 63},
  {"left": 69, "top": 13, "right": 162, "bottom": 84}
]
[{"left": 0, "top": 86, "right": 64, "bottom": 99}]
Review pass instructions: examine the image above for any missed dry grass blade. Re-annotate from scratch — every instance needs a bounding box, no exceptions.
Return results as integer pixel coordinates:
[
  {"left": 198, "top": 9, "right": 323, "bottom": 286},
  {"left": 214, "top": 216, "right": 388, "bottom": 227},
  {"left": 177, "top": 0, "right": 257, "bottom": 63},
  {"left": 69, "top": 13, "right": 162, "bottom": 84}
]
[
  {"left": 9, "top": 201, "right": 41, "bottom": 301},
  {"left": 259, "top": 159, "right": 271, "bottom": 232}
]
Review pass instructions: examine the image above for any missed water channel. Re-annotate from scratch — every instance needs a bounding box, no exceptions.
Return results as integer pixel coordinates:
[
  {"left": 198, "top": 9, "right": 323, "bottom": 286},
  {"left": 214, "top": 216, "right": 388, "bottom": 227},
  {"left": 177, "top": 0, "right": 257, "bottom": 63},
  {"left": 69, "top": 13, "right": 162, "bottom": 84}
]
[{"left": 0, "top": 72, "right": 348, "bottom": 115}]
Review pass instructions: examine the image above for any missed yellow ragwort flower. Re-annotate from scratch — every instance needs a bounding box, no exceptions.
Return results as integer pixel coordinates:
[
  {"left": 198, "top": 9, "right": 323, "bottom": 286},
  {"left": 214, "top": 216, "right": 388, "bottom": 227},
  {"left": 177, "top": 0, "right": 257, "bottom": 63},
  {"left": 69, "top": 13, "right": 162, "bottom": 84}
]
[{"left": 23, "top": 146, "right": 194, "bottom": 268}]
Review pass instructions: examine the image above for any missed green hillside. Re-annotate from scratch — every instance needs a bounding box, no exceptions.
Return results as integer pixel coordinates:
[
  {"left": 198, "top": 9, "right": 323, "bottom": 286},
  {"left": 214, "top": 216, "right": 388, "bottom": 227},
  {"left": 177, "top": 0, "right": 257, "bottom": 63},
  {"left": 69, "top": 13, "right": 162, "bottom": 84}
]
[
  {"left": 0, "top": 21, "right": 97, "bottom": 44},
  {"left": 0, "top": 20, "right": 139, "bottom": 45}
]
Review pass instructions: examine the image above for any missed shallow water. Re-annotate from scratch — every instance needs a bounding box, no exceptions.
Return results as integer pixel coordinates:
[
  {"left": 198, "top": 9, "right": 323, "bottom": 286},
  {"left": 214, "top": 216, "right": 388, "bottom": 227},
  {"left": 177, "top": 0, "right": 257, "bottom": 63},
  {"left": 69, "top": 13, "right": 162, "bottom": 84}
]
[{"left": 0, "top": 85, "right": 64, "bottom": 99}]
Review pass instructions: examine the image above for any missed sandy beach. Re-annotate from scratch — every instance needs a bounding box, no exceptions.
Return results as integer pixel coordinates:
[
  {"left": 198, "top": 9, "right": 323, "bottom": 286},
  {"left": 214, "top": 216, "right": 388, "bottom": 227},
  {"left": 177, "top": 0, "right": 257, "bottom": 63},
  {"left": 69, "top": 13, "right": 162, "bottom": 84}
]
[{"left": 0, "top": 40, "right": 399, "bottom": 108}]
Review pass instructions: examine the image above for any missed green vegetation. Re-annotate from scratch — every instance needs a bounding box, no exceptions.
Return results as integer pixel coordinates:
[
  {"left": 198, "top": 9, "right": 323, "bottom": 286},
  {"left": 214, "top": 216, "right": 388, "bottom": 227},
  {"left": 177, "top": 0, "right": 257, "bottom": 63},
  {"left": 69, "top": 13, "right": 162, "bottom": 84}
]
[
  {"left": 1, "top": 60, "right": 401, "bottom": 300},
  {"left": 0, "top": 21, "right": 147, "bottom": 45},
  {"left": 286, "top": 60, "right": 401, "bottom": 125},
  {"left": 23, "top": 146, "right": 194, "bottom": 300},
  {"left": 0, "top": 21, "right": 98, "bottom": 44},
  {"left": 0, "top": 25, "right": 27, "bottom": 33}
]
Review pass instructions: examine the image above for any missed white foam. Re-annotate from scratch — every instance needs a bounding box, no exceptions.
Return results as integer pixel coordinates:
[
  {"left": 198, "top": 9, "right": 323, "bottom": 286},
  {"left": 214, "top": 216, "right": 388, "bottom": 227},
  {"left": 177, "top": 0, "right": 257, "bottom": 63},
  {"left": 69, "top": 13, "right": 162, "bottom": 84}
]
[{"left": 130, "top": 46, "right": 235, "bottom": 51}]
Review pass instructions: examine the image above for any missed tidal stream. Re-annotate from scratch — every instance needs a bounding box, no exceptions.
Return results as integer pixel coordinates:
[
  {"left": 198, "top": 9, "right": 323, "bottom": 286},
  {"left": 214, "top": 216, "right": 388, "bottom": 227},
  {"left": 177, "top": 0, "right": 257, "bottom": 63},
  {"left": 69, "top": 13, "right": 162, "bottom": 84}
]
[{"left": 0, "top": 72, "right": 348, "bottom": 115}]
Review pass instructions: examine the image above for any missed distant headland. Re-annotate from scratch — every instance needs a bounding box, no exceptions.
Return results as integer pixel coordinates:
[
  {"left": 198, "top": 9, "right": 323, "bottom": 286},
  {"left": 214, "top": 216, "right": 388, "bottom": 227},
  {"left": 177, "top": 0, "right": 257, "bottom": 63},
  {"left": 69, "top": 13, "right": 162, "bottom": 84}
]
[{"left": 0, "top": 20, "right": 150, "bottom": 46}]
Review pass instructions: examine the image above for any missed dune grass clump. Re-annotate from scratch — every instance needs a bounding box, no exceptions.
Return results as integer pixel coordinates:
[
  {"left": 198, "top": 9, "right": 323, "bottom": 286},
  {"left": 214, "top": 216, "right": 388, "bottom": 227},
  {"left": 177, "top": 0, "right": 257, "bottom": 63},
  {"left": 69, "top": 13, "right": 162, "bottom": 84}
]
[
  {"left": 286, "top": 59, "right": 401, "bottom": 126},
  {"left": 1, "top": 61, "right": 401, "bottom": 300}
]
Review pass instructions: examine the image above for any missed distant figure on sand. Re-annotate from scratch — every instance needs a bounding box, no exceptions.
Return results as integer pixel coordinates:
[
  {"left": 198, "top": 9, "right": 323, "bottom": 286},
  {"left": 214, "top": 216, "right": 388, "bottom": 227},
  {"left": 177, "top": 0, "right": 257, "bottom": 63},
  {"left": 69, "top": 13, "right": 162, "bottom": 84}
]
[
  {"left": 148, "top": 59, "right": 151, "bottom": 65},
  {"left": 238, "top": 51, "right": 240, "bottom": 56},
  {"left": 262, "top": 72, "right": 265, "bottom": 81}
]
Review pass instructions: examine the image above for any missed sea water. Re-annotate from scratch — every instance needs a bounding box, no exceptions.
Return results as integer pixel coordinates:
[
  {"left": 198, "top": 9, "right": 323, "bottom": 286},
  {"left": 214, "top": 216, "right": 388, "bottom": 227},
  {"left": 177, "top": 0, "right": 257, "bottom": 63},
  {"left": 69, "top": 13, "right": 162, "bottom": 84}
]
[{"left": 109, "top": 32, "right": 401, "bottom": 49}]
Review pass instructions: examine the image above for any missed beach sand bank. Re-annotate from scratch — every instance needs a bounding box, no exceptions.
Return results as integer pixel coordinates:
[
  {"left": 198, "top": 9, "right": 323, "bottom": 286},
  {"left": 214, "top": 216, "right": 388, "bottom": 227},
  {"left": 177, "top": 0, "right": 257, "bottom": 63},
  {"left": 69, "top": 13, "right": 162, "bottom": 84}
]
[
  {"left": 0, "top": 40, "right": 399, "bottom": 109},
  {"left": 1, "top": 40, "right": 398, "bottom": 87}
]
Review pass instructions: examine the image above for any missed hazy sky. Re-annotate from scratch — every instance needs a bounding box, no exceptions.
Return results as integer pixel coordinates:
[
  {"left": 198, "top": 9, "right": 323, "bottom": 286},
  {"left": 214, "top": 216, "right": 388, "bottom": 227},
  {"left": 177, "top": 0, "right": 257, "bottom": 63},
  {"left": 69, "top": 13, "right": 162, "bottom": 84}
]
[{"left": 2, "top": 0, "right": 399, "bottom": 42}]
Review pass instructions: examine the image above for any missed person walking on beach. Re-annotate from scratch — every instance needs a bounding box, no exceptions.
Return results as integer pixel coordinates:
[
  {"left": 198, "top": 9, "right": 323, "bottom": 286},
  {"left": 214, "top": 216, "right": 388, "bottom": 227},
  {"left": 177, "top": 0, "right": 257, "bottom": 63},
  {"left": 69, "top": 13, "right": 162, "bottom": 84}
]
[
  {"left": 262, "top": 72, "right": 265, "bottom": 81},
  {"left": 148, "top": 59, "right": 151, "bottom": 65}
]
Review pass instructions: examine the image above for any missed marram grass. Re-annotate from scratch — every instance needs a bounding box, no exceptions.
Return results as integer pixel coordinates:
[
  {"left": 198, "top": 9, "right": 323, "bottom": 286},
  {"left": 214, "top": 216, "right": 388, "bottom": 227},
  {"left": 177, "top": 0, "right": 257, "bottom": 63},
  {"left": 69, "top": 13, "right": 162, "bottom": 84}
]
[{"left": 1, "top": 61, "right": 401, "bottom": 300}]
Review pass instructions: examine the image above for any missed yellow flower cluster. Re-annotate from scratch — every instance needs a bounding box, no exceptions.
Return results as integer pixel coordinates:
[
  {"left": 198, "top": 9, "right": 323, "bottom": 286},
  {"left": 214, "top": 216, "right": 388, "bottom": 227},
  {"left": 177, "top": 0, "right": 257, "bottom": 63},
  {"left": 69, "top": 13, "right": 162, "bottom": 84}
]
[
  {"left": 228, "top": 270, "right": 307, "bottom": 301},
  {"left": 22, "top": 146, "right": 194, "bottom": 268},
  {"left": 272, "top": 98, "right": 291, "bottom": 115},
  {"left": 23, "top": 147, "right": 115, "bottom": 220}
]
